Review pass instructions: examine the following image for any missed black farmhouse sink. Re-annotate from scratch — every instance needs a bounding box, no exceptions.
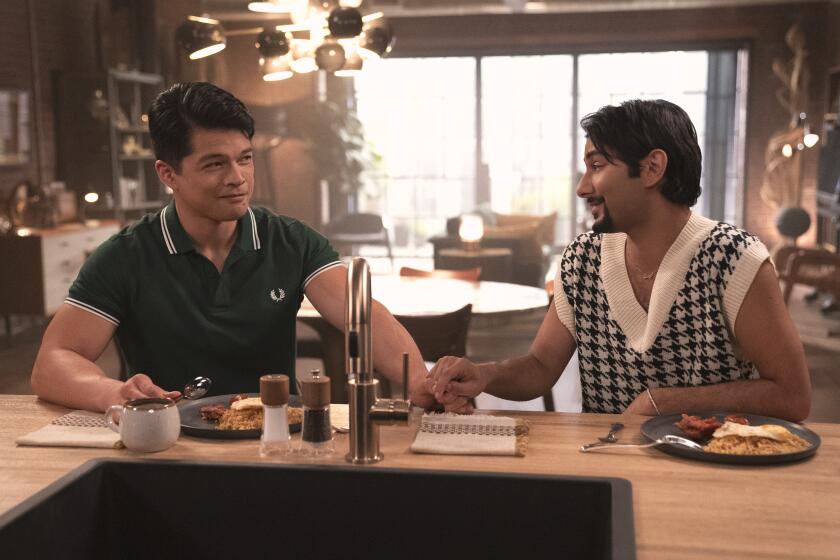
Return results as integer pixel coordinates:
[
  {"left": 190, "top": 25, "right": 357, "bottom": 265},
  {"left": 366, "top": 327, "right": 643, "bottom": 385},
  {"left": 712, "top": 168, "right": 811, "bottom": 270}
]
[{"left": 0, "top": 460, "right": 635, "bottom": 559}]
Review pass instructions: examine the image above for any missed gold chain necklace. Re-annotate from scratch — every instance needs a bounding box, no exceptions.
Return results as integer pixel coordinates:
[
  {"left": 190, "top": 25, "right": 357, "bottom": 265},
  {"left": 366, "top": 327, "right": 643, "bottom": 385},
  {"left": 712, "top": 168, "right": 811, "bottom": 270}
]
[
  {"left": 626, "top": 243, "right": 657, "bottom": 280},
  {"left": 631, "top": 261, "right": 656, "bottom": 280}
]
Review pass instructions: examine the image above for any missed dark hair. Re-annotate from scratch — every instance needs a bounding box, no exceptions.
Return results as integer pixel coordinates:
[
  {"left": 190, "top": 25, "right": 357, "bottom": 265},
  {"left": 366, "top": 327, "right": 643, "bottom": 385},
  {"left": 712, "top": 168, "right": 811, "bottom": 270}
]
[
  {"left": 580, "top": 99, "right": 702, "bottom": 207},
  {"left": 148, "top": 82, "right": 255, "bottom": 171}
]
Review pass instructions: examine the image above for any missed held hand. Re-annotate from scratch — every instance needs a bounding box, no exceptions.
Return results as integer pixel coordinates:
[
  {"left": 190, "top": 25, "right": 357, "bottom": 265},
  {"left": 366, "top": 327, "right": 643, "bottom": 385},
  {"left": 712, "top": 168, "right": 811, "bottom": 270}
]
[
  {"left": 442, "top": 395, "right": 474, "bottom": 415},
  {"left": 412, "top": 373, "right": 474, "bottom": 413},
  {"left": 409, "top": 379, "right": 437, "bottom": 410},
  {"left": 427, "top": 356, "right": 487, "bottom": 403},
  {"left": 115, "top": 373, "right": 180, "bottom": 405}
]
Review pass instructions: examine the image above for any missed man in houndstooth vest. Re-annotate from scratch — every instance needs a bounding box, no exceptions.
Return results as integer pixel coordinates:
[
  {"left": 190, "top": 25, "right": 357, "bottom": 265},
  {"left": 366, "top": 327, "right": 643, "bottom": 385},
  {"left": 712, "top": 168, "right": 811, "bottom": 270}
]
[{"left": 428, "top": 99, "right": 810, "bottom": 421}]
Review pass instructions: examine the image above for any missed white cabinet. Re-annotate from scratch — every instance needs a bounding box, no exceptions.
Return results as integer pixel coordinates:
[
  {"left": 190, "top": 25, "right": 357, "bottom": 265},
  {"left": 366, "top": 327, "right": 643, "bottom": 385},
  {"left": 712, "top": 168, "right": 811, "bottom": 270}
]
[{"left": 0, "top": 221, "right": 119, "bottom": 316}]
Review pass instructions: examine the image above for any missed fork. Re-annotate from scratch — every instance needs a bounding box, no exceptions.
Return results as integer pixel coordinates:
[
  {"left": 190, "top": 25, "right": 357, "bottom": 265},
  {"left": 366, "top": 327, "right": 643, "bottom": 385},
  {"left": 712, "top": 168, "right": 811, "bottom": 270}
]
[
  {"left": 580, "top": 434, "right": 704, "bottom": 452},
  {"left": 598, "top": 422, "right": 625, "bottom": 443}
]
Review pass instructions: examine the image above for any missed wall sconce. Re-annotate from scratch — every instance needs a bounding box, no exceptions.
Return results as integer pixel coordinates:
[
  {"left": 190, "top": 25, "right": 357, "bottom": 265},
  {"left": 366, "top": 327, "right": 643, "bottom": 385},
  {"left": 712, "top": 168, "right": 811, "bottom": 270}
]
[
  {"left": 781, "top": 113, "right": 821, "bottom": 158},
  {"left": 257, "top": 28, "right": 294, "bottom": 81},
  {"left": 175, "top": 16, "right": 227, "bottom": 60},
  {"left": 357, "top": 24, "right": 394, "bottom": 59},
  {"left": 79, "top": 191, "right": 114, "bottom": 222},
  {"left": 334, "top": 50, "right": 363, "bottom": 77},
  {"left": 176, "top": 2, "right": 393, "bottom": 80},
  {"left": 458, "top": 214, "right": 484, "bottom": 253}
]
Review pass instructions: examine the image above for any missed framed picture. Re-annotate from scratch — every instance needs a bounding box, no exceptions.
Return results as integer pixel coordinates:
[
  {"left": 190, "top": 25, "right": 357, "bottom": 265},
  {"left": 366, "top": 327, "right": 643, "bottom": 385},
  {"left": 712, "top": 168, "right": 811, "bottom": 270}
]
[{"left": 0, "top": 89, "right": 31, "bottom": 166}]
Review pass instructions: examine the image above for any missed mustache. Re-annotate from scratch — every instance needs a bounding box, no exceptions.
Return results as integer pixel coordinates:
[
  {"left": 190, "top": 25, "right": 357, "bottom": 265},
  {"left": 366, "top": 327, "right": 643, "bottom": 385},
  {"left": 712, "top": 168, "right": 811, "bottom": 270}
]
[{"left": 586, "top": 197, "right": 605, "bottom": 205}]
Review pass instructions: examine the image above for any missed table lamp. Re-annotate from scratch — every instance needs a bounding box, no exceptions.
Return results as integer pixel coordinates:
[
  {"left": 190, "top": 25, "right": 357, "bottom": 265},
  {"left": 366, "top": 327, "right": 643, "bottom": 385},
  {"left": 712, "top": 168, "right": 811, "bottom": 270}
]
[{"left": 458, "top": 214, "right": 484, "bottom": 253}]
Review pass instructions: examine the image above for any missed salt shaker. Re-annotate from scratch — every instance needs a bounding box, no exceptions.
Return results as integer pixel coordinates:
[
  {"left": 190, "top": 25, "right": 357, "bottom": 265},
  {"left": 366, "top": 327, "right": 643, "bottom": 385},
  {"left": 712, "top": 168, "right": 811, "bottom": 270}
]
[
  {"left": 259, "top": 374, "right": 291, "bottom": 457},
  {"left": 298, "top": 369, "right": 334, "bottom": 456}
]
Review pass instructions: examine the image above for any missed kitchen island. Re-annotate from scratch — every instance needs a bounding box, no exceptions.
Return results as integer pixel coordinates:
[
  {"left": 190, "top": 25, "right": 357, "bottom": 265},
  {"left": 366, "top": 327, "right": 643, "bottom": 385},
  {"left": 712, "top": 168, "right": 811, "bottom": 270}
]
[{"left": 0, "top": 395, "right": 838, "bottom": 559}]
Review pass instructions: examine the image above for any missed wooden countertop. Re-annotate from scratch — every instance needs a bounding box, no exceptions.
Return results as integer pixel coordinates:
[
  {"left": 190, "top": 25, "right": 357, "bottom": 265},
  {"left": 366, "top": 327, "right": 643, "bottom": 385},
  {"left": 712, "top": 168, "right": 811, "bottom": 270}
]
[{"left": 1, "top": 395, "right": 838, "bottom": 559}]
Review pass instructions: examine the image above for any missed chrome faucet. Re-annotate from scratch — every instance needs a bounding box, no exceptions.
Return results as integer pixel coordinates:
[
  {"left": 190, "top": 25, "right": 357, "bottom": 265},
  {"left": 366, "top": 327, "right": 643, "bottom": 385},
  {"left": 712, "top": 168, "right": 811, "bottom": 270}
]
[{"left": 345, "top": 257, "right": 410, "bottom": 464}]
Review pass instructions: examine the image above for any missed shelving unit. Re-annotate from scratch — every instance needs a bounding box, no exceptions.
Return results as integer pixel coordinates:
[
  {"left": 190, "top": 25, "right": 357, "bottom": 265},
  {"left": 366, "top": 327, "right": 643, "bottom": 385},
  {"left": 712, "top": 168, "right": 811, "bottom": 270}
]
[{"left": 106, "top": 69, "right": 166, "bottom": 223}]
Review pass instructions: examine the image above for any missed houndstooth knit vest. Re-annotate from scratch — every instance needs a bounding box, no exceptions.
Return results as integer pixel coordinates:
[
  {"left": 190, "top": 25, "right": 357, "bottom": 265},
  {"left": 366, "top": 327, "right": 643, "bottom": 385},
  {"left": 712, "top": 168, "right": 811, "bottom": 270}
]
[{"left": 555, "top": 215, "right": 768, "bottom": 414}]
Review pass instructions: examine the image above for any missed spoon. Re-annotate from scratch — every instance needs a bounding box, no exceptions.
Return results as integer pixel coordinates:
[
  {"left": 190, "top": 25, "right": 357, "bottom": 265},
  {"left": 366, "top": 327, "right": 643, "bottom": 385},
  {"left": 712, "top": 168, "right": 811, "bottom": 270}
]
[
  {"left": 172, "top": 377, "right": 212, "bottom": 403},
  {"left": 580, "top": 434, "right": 704, "bottom": 452},
  {"left": 598, "top": 422, "right": 625, "bottom": 443}
]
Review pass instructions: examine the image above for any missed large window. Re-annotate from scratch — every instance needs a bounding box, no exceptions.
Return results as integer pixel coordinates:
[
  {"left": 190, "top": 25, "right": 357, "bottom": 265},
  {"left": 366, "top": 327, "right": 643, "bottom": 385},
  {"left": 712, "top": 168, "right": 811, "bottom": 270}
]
[
  {"left": 354, "top": 57, "right": 476, "bottom": 252},
  {"left": 481, "top": 55, "right": 575, "bottom": 236},
  {"left": 354, "top": 48, "right": 746, "bottom": 255}
]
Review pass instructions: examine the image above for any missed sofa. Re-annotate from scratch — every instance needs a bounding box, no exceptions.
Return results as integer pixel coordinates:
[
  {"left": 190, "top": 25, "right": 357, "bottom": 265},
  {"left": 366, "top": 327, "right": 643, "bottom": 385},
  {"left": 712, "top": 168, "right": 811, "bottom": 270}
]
[{"left": 429, "top": 211, "right": 557, "bottom": 287}]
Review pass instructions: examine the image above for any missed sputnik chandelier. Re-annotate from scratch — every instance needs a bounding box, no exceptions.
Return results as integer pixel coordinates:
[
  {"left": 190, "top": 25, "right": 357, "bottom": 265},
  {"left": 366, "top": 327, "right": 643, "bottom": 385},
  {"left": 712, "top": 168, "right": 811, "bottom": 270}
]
[{"left": 176, "top": 1, "right": 394, "bottom": 81}]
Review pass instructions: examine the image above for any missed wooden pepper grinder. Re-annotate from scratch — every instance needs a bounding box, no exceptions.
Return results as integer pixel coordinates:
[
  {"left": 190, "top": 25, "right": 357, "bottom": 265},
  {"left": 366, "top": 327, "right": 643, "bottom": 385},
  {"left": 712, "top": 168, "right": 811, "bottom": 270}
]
[{"left": 298, "top": 369, "right": 334, "bottom": 457}]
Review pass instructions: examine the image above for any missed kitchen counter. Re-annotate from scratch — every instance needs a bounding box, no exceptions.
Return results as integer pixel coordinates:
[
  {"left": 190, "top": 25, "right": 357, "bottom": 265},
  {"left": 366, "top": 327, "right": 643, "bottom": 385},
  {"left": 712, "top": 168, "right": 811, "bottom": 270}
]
[{"left": 1, "top": 395, "right": 838, "bottom": 559}]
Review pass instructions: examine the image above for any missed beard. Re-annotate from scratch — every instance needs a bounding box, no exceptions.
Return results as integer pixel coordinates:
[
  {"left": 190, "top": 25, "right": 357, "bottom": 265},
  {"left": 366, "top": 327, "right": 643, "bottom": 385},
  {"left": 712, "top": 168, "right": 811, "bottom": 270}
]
[{"left": 590, "top": 199, "right": 615, "bottom": 234}]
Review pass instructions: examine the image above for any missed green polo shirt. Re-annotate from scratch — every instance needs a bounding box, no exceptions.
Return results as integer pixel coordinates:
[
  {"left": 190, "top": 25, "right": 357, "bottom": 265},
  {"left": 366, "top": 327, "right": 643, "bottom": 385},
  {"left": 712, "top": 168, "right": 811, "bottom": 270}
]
[{"left": 66, "top": 202, "right": 341, "bottom": 396}]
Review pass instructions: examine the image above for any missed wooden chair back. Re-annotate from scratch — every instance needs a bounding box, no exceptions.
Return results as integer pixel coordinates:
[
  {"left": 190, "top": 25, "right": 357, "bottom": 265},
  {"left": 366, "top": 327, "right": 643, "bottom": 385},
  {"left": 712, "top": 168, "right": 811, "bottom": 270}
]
[
  {"left": 395, "top": 304, "right": 473, "bottom": 362},
  {"left": 773, "top": 246, "right": 840, "bottom": 304}
]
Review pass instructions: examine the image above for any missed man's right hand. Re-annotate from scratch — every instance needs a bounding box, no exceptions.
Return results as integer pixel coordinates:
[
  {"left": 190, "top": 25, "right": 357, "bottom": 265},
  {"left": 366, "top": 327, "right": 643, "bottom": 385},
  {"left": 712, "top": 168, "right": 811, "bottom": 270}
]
[
  {"left": 426, "top": 356, "right": 489, "bottom": 410},
  {"left": 109, "top": 373, "right": 181, "bottom": 406}
]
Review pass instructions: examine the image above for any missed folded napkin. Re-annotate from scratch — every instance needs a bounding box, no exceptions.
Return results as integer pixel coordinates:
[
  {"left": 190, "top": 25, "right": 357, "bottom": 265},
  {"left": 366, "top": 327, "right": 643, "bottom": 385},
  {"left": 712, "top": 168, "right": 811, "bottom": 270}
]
[
  {"left": 330, "top": 403, "right": 349, "bottom": 431},
  {"left": 410, "top": 413, "right": 529, "bottom": 457},
  {"left": 16, "top": 410, "right": 123, "bottom": 449}
]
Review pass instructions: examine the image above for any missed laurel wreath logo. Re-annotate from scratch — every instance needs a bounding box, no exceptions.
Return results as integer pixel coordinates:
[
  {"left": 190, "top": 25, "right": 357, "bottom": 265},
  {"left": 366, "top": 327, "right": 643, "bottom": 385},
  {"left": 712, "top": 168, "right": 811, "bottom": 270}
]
[{"left": 270, "top": 288, "right": 286, "bottom": 303}]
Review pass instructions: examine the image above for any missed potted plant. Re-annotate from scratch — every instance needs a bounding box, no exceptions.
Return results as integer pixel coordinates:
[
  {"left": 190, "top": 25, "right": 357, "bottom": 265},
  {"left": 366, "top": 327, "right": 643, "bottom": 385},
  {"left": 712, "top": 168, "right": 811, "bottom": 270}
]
[{"left": 297, "top": 99, "right": 381, "bottom": 212}]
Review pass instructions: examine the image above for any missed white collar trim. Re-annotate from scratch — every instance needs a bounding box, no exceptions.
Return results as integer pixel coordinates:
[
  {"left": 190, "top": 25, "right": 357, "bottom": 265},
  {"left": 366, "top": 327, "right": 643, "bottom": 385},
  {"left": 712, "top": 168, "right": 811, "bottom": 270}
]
[
  {"left": 160, "top": 205, "right": 177, "bottom": 255},
  {"left": 248, "top": 207, "right": 261, "bottom": 250},
  {"left": 600, "top": 212, "right": 717, "bottom": 353}
]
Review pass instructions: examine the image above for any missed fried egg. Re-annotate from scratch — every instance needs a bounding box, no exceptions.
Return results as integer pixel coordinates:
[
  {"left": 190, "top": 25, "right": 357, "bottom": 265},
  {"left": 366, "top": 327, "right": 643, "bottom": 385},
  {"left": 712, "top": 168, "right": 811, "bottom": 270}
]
[
  {"left": 711, "top": 421, "right": 795, "bottom": 442},
  {"left": 230, "top": 397, "right": 263, "bottom": 411}
]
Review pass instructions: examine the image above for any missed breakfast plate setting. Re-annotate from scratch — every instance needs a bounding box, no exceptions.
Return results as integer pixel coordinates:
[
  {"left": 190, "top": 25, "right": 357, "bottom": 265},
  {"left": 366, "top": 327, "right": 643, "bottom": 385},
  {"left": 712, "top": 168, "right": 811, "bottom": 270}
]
[
  {"left": 179, "top": 393, "right": 302, "bottom": 439},
  {"left": 641, "top": 412, "right": 821, "bottom": 465}
]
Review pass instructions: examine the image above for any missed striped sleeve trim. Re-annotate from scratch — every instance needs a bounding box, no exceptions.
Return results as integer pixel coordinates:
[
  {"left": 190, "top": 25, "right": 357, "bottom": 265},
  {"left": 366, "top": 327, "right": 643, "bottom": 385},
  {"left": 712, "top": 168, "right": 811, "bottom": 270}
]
[
  {"left": 303, "top": 260, "right": 344, "bottom": 290},
  {"left": 64, "top": 298, "right": 120, "bottom": 327},
  {"left": 723, "top": 241, "right": 770, "bottom": 337}
]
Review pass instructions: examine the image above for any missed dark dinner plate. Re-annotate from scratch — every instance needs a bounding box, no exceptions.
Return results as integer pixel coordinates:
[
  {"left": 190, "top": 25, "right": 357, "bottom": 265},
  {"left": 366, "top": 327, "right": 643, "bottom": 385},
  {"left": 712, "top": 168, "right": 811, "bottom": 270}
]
[
  {"left": 641, "top": 412, "right": 821, "bottom": 465},
  {"left": 179, "top": 393, "right": 301, "bottom": 439}
]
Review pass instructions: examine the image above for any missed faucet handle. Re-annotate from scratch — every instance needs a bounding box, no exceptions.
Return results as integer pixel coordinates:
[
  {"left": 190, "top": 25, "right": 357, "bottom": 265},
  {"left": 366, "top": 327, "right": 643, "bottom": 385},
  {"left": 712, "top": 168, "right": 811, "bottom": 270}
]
[{"left": 370, "top": 398, "right": 411, "bottom": 424}]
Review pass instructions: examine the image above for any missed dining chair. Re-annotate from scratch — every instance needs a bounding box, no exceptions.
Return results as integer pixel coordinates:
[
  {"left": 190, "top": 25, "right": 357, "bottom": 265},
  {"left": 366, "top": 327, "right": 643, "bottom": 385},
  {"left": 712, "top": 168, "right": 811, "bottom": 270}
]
[
  {"left": 325, "top": 213, "right": 393, "bottom": 266},
  {"left": 399, "top": 266, "right": 481, "bottom": 282},
  {"left": 774, "top": 245, "right": 840, "bottom": 309},
  {"left": 386, "top": 304, "right": 473, "bottom": 399},
  {"left": 296, "top": 320, "right": 324, "bottom": 362}
]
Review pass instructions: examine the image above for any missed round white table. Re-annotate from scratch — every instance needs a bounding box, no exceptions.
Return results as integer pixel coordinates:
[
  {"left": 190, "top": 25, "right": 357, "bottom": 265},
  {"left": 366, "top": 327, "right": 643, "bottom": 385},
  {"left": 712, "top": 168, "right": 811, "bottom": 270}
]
[
  {"left": 298, "top": 276, "right": 548, "bottom": 318},
  {"left": 297, "top": 276, "right": 549, "bottom": 402}
]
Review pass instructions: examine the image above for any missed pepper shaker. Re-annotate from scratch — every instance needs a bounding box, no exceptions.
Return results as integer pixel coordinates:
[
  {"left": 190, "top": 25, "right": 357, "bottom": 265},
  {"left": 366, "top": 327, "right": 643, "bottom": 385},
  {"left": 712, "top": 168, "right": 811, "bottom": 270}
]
[
  {"left": 260, "top": 374, "right": 291, "bottom": 457},
  {"left": 298, "top": 369, "right": 334, "bottom": 457}
]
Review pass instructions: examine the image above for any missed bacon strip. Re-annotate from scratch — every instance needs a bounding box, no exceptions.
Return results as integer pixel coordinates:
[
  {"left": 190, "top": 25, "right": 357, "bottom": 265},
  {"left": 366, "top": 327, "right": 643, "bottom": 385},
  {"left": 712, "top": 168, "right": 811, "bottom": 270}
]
[{"left": 674, "top": 414, "right": 722, "bottom": 440}]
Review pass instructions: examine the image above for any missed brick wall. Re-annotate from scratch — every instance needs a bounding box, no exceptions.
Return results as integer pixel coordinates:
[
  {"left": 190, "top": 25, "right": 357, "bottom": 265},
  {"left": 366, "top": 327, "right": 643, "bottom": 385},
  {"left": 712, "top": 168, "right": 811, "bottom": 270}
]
[
  {"left": 0, "top": 0, "right": 37, "bottom": 193},
  {"left": 0, "top": 0, "right": 142, "bottom": 200}
]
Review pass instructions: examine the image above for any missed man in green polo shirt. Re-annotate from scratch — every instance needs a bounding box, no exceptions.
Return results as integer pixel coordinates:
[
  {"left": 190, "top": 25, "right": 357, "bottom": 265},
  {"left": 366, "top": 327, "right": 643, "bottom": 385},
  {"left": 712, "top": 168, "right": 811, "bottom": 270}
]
[{"left": 31, "top": 82, "right": 448, "bottom": 412}]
